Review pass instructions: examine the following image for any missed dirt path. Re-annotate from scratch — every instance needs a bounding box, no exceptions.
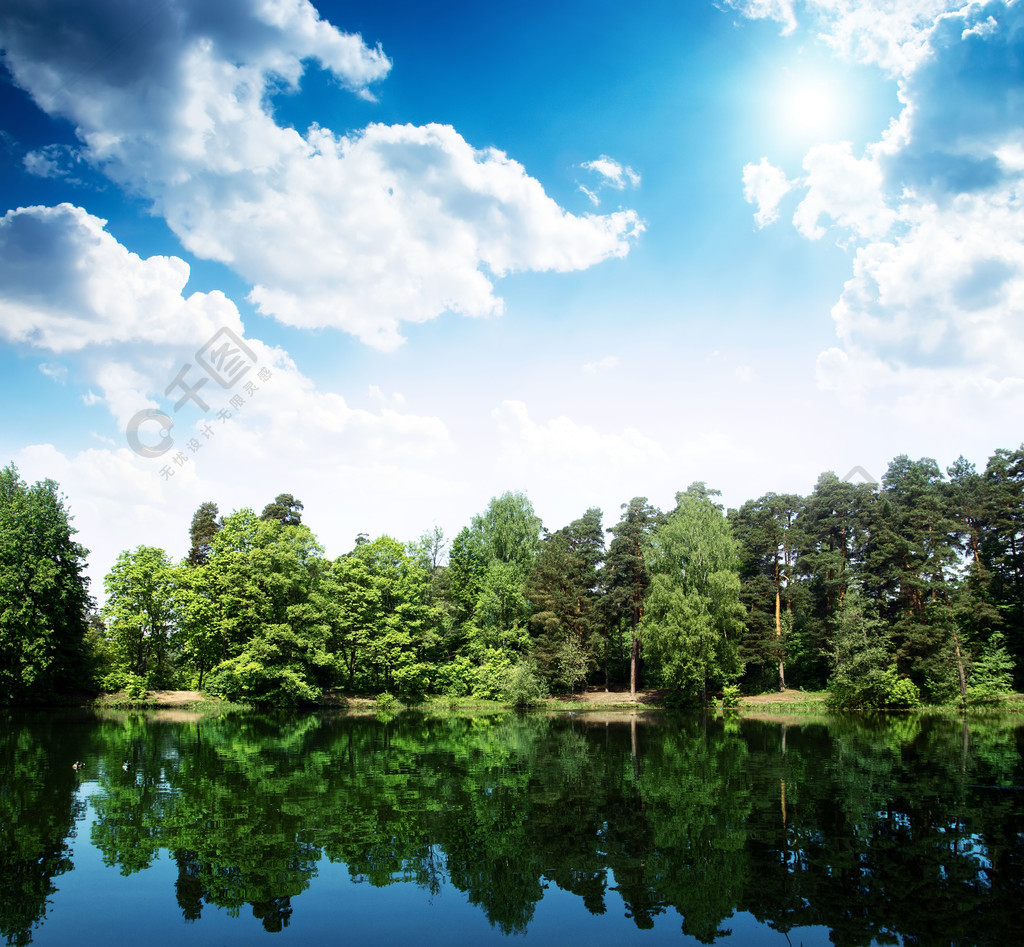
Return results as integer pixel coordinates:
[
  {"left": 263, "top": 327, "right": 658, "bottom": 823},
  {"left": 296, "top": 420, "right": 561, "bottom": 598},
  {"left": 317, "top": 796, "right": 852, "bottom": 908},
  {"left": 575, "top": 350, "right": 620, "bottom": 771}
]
[{"left": 144, "top": 690, "right": 205, "bottom": 706}]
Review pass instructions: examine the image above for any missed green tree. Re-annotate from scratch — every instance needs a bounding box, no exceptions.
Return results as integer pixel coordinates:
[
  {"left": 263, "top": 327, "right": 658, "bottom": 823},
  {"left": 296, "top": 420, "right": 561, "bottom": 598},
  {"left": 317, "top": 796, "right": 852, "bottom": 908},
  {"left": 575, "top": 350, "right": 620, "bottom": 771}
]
[
  {"left": 260, "top": 493, "right": 304, "bottom": 526},
  {"left": 471, "top": 490, "right": 543, "bottom": 575},
  {"left": 730, "top": 492, "right": 802, "bottom": 692},
  {"left": 640, "top": 484, "right": 745, "bottom": 704},
  {"left": 186, "top": 501, "right": 220, "bottom": 567},
  {"left": 965, "top": 630, "right": 1014, "bottom": 704},
  {"left": 864, "top": 456, "right": 962, "bottom": 699},
  {"left": 200, "top": 510, "right": 330, "bottom": 704},
  {"left": 446, "top": 492, "right": 544, "bottom": 692},
  {"left": 349, "top": 536, "right": 437, "bottom": 699},
  {"left": 0, "top": 464, "right": 92, "bottom": 703},
  {"left": 792, "top": 472, "right": 875, "bottom": 687},
  {"left": 979, "top": 445, "right": 1024, "bottom": 682},
  {"left": 102, "top": 545, "right": 179, "bottom": 688},
  {"left": 603, "top": 498, "right": 660, "bottom": 695},
  {"left": 527, "top": 508, "right": 604, "bottom": 692}
]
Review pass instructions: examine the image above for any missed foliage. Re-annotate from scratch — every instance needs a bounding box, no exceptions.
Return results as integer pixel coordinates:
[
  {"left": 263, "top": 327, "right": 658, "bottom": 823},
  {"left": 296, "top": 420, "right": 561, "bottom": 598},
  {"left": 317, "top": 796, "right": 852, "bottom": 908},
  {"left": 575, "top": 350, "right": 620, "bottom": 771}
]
[
  {"left": 603, "top": 497, "right": 660, "bottom": 693},
  {"left": 499, "top": 660, "right": 548, "bottom": 707},
  {"left": 824, "top": 592, "right": 923, "bottom": 708},
  {"left": 965, "top": 631, "right": 1014, "bottom": 704},
  {"left": 186, "top": 501, "right": 220, "bottom": 567},
  {"left": 0, "top": 464, "right": 93, "bottom": 703},
  {"left": 527, "top": 508, "right": 604, "bottom": 692},
  {"left": 102, "top": 545, "right": 178, "bottom": 688},
  {"left": 260, "top": 493, "right": 304, "bottom": 525},
  {"left": 10, "top": 441, "right": 1024, "bottom": 707},
  {"left": 641, "top": 484, "right": 745, "bottom": 704}
]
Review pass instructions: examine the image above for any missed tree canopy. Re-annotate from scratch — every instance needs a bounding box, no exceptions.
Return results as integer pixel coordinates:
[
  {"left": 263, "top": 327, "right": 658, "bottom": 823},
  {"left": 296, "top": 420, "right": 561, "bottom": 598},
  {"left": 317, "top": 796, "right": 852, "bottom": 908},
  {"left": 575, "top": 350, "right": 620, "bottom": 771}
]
[{"left": 5, "top": 442, "right": 1024, "bottom": 706}]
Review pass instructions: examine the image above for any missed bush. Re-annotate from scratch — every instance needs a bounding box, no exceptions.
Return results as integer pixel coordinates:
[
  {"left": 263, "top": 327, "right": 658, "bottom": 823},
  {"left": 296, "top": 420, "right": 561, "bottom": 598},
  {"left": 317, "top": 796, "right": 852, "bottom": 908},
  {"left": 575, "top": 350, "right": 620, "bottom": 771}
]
[
  {"left": 500, "top": 661, "right": 548, "bottom": 708},
  {"left": 886, "top": 673, "right": 921, "bottom": 709},
  {"left": 375, "top": 692, "right": 398, "bottom": 713},
  {"left": 827, "top": 664, "right": 920, "bottom": 710},
  {"left": 102, "top": 670, "right": 148, "bottom": 701},
  {"left": 721, "top": 684, "right": 741, "bottom": 708},
  {"left": 966, "top": 632, "right": 1015, "bottom": 705},
  {"left": 471, "top": 650, "right": 516, "bottom": 701},
  {"left": 206, "top": 658, "right": 320, "bottom": 706}
]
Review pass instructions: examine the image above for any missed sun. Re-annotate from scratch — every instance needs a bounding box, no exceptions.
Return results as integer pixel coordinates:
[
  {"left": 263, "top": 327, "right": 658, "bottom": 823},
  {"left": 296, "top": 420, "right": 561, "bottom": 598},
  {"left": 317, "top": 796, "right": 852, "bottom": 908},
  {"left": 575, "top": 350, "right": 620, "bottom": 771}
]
[{"left": 775, "top": 71, "right": 846, "bottom": 140}]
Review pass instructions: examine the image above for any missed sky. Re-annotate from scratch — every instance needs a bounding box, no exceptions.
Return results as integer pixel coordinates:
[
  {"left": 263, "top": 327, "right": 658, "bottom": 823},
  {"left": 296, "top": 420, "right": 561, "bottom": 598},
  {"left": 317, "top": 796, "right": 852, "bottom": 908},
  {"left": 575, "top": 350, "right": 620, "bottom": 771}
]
[{"left": 1, "top": 0, "right": 1022, "bottom": 599}]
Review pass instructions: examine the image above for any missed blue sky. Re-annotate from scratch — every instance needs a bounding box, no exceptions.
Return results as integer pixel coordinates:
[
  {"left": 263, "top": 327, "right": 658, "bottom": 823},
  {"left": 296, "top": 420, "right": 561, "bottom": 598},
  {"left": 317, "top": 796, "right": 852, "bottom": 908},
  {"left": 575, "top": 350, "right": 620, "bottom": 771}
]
[{"left": 1, "top": 0, "right": 1022, "bottom": 596}]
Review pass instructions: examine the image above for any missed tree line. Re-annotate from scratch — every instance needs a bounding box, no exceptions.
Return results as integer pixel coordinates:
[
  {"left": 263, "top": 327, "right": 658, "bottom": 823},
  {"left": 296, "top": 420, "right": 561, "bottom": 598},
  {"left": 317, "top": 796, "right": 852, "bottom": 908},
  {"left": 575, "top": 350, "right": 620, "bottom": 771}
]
[{"left": 1, "top": 444, "right": 1022, "bottom": 706}]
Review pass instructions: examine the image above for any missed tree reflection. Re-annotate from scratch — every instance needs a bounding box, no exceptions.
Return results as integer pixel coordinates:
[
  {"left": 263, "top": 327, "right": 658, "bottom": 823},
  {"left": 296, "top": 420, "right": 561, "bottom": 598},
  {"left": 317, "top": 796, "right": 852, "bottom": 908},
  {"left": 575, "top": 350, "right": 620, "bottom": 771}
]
[{"left": 1, "top": 709, "right": 1022, "bottom": 944}]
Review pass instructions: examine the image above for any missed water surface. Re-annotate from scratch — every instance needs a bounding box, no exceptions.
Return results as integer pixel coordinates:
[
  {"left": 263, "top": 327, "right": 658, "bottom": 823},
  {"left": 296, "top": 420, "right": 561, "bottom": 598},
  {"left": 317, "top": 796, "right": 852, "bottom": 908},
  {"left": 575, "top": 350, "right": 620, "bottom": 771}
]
[{"left": 2, "top": 709, "right": 1022, "bottom": 945}]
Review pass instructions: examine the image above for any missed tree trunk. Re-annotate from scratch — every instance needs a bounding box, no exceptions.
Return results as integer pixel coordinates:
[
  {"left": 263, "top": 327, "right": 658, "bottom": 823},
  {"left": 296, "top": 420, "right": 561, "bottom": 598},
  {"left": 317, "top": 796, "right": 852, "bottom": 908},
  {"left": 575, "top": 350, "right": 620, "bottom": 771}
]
[
  {"left": 630, "top": 628, "right": 639, "bottom": 697},
  {"left": 942, "top": 598, "right": 968, "bottom": 704},
  {"left": 775, "top": 576, "right": 786, "bottom": 692}
]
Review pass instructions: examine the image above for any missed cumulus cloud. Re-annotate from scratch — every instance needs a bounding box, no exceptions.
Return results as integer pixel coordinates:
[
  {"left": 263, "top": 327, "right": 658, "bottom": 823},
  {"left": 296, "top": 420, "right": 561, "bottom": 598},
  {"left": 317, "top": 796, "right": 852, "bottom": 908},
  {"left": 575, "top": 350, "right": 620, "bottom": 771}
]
[
  {"left": 793, "top": 142, "right": 895, "bottom": 240},
  {"left": 736, "top": 0, "right": 1024, "bottom": 411},
  {"left": 0, "top": 0, "right": 642, "bottom": 351},
  {"left": 742, "top": 157, "right": 796, "bottom": 227},
  {"left": 728, "top": 0, "right": 957, "bottom": 74},
  {"left": 0, "top": 203, "right": 237, "bottom": 355},
  {"left": 0, "top": 202, "right": 452, "bottom": 472}
]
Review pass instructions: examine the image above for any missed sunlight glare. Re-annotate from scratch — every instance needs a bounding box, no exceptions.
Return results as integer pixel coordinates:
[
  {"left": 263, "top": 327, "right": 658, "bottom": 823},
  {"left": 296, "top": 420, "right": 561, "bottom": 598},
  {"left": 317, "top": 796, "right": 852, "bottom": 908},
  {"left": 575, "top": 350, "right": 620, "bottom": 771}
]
[{"left": 777, "top": 73, "right": 846, "bottom": 140}]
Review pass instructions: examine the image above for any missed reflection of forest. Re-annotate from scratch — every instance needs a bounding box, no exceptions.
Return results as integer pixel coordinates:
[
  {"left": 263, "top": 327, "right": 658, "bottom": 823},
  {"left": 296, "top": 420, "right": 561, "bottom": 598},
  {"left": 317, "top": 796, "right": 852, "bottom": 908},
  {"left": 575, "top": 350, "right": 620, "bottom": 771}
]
[{"left": 3, "top": 710, "right": 1023, "bottom": 945}]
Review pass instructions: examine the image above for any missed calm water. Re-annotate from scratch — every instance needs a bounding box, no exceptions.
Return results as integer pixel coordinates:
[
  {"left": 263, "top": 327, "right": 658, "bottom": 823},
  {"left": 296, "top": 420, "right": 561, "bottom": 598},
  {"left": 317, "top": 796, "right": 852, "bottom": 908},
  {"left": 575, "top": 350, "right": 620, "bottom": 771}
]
[{"left": 2, "top": 709, "right": 1022, "bottom": 946}]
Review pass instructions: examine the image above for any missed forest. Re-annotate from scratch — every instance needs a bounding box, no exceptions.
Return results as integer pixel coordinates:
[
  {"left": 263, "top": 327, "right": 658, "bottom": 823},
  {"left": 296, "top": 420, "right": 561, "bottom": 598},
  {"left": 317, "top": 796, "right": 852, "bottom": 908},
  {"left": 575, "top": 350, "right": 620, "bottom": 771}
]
[{"left": 1, "top": 444, "right": 1022, "bottom": 707}]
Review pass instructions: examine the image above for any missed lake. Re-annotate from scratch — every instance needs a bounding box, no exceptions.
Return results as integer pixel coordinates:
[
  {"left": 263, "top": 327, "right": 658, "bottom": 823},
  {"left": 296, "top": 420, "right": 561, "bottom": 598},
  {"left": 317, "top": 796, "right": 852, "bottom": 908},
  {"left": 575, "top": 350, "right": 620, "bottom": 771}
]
[{"left": 2, "top": 708, "right": 1022, "bottom": 945}]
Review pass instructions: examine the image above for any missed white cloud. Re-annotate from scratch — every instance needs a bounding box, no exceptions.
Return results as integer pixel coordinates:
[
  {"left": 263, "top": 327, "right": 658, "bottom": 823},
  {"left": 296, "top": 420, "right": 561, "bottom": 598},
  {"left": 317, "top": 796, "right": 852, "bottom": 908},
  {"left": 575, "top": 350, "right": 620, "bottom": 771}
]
[
  {"left": 0, "top": 0, "right": 642, "bottom": 352},
  {"left": 581, "top": 155, "right": 642, "bottom": 189},
  {"left": 0, "top": 203, "right": 240, "bottom": 355},
  {"left": 39, "top": 362, "right": 68, "bottom": 383},
  {"left": 23, "top": 144, "right": 85, "bottom": 181},
  {"left": 724, "top": 0, "right": 799, "bottom": 35},
  {"left": 792, "top": 141, "right": 895, "bottom": 240},
  {"left": 493, "top": 400, "right": 666, "bottom": 473},
  {"left": 742, "top": 157, "right": 796, "bottom": 227},
  {"left": 2, "top": 203, "right": 461, "bottom": 597},
  {"left": 582, "top": 355, "right": 620, "bottom": 373},
  {"left": 737, "top": 0, "right": 1024, "bottom": 421},
  {"left": 578, "top": 155, "right": 642, "bottom": 207},
  {"left": 730, "top": 1, "right": 958, "bottom": 74}
]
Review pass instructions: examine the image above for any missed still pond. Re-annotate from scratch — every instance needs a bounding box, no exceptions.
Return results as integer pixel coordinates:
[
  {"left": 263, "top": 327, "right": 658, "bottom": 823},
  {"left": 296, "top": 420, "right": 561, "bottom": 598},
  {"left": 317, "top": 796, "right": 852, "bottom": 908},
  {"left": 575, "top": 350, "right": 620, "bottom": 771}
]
[{"left": 2, "top": 709, "right": 1022, "bottom": 945}]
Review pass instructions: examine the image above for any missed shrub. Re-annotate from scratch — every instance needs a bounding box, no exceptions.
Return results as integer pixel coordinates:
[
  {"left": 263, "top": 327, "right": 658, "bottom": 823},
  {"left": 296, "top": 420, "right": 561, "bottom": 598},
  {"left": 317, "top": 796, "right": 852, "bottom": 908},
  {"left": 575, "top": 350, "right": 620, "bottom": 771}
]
[{"left": 500, "top": 661, "right": 548, "bottom": 708}]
